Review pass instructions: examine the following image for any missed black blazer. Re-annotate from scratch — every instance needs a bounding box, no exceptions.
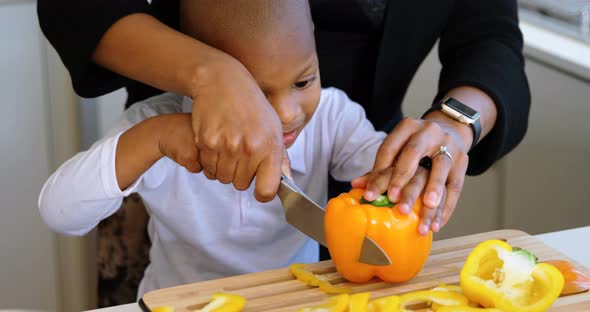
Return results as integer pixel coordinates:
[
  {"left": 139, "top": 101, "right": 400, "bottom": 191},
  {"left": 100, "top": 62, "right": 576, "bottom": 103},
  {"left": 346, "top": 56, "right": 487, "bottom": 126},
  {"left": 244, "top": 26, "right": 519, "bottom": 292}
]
[{"left": 37, "top": 0, "right": 530, "bottom": 175}]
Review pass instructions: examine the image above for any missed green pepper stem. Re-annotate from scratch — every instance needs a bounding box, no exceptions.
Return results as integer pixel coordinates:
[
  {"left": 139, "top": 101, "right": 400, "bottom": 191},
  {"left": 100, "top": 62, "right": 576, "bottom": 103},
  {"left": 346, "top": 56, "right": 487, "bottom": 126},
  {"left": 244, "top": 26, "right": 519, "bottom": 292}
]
[{"left": 360, "top": 194, "right": 394, "bottom": 208}]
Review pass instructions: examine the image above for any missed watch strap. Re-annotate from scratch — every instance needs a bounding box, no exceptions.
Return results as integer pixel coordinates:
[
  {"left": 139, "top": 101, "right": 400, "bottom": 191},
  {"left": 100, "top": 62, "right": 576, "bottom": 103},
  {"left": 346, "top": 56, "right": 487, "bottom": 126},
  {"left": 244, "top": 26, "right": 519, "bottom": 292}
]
[{"left": 422, "top": 99, "right": 481, "bottom": 151}]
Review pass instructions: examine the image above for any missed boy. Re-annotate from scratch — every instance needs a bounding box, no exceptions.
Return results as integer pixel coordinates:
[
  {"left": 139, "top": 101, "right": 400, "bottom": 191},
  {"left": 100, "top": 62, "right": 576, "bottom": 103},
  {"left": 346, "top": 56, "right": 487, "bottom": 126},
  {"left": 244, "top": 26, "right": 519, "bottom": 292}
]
[{"left": 39, "top": 0, "right": 387, "bottom": 296}]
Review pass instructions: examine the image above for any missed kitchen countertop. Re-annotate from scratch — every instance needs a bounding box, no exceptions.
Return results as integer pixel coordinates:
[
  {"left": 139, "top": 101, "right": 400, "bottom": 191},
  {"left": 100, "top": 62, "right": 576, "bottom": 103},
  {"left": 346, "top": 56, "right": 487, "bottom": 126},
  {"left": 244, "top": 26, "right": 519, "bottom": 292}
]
[{"left": 86, "top": 226, "right": 590, "bottom": 312}]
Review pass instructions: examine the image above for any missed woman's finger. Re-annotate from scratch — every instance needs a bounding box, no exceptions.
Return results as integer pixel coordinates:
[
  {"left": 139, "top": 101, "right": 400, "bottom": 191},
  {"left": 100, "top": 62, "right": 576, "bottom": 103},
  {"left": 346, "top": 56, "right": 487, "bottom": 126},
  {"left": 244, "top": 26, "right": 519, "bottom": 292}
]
[
  {"left": 398, "top": 166, "right": 429, "bottom": 215},
  {"left": 386, "top": 124, "right": 442, "bottom": 202},
  {"left": 372, "top": 118, "right": 421, "bottom": 171},
  {"left": 351, "top": 172, "right": 371, "bottom": 189},
  {"left": 254, "top": 147, "right": 283, "bottom": 202},
  {"left": 431, "top": 187, "right": 447, "bottom": 232},
  {"left": 216, "top": 152, "right": 238, "bottom": 184},
  {"left": 199, "top": 149, "right": 219, "bottom": 180},
  {"left": 364, "top": 167, "right": 395, "bottom": 201},
  {"left": 423, "top": 143, "right": 453, "bottom": 209},
  {"left": 233, "top": 157, "right": 257, "bottom": 191},
  {"left": 441, "top": 153, "right": 468, "bottom": 227}
]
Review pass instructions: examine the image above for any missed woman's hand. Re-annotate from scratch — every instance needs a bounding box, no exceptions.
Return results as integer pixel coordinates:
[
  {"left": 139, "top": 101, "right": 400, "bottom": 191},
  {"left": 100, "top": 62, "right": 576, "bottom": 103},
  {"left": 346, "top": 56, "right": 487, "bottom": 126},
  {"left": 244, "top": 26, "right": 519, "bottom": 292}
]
[
  {"left": 189, "top": 53, "right": 287, "bottom": 202},
  {"left": 352, "top": 165, "right": 447, "bottom": 236},
  {"left": 352, "top": 115, "right": 472, "bottom": 235}
]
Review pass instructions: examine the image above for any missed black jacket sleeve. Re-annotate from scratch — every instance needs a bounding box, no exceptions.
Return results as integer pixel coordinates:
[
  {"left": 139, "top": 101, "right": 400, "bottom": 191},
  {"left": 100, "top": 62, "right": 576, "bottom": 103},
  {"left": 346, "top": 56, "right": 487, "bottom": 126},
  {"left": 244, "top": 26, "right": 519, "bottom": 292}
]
[
  {"left": 436, "top": 0, "right": 531, "bottom": 175},
  {"left": 37, "top": 0, "right": 154, "bottom": 97}
]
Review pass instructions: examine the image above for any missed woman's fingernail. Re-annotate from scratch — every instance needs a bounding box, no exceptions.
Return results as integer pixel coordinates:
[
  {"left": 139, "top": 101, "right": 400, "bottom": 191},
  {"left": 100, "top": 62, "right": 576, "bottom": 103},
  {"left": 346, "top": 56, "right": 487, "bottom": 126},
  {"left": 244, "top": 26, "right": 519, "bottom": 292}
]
[
  {"left": 419, "top": 224, "right": 429, "bottom": 235},
  {"left": 388, "top": 188, "right": 400, "bottom": 202},
  {"left": 364, "top": 191, "right": 375, "bottom": 201},
  {"left": 399, "top": 203, "right": 411, "bottom": 214},
  {"left": 432, "top": 222, "right": 440, "bottom": 232},
  {"left": 426, "top": 192, "right": 438, "bottom": 206}
]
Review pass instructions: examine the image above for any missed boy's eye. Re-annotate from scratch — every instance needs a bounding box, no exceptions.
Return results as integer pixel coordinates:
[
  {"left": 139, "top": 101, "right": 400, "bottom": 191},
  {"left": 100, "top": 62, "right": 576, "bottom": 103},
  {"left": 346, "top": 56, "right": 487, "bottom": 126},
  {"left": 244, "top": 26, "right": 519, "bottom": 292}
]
[{"left": 294, "top": 77, "right": 315, "bottom": 89}]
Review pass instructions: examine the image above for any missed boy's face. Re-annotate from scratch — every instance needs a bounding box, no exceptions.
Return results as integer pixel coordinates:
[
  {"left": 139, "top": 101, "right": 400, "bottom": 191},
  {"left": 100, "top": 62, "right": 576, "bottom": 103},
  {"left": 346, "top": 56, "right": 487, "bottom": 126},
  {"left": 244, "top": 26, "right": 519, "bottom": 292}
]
[{"left": 233, "top": 35, "right": 321, "bottom": 148}]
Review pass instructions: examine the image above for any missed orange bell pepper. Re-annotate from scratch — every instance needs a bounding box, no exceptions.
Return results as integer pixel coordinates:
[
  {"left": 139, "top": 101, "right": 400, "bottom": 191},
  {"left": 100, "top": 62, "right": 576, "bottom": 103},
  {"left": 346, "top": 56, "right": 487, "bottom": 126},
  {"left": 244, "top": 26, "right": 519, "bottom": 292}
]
[
  {"left": 325, "top": 189, "right": 432, "bottom": 283},
  {"left": 543, "top": 260, "right": 590, "bottom": 296}
]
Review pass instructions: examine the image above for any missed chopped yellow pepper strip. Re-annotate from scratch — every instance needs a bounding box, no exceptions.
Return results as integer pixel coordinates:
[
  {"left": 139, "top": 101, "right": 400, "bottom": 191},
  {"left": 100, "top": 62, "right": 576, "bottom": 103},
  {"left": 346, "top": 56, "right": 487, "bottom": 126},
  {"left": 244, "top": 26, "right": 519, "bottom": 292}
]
[
  {"left": 367, "top": 295, "right": 400, "bottom": 312},
  {"left": 431, "top": 283, "right": 463, "bottom": 293},
  {"left": 298, "top": 294, "right": 350, "bottom": 312},
  {"left": 435, "top": 306, "right": 503, "bottom": 312},
  {"left": 290, "top": 263, "right": 318, "bottom": 285},
  {"left": 430, "top": 284, "right": 478, "bottom": 309},
  {"left": 152, "top": 307, "right": 175, "bottom": 312},
  {"left": 318, "top": 280, "right": 353, "bottom": 294},
  {"left": 399, "top": 290, "right": 468, "bottom": 312},
  {"left": 290, "top": 263, "right": 352, "bottom": 293},
  {"left": 349, "top": 292, "right": 371, "bottom": 312},
  {"left": 197, "top": 293, "right": 246, "bottom": 312}
]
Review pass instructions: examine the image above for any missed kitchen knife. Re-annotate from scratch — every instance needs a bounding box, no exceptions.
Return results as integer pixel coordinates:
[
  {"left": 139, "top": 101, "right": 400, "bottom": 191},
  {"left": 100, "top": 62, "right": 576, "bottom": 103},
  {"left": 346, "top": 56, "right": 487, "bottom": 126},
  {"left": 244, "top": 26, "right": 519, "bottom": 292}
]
[{"left": 277, "top": 175, "right": 391, "bottom": 266}]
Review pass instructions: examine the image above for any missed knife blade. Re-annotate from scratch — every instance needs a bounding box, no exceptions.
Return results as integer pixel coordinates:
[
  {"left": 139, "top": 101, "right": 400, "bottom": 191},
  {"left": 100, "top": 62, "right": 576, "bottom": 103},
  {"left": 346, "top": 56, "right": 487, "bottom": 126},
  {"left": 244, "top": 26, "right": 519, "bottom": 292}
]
[{"left": 277, "top": 175, "right": 391, "bottom": 266}]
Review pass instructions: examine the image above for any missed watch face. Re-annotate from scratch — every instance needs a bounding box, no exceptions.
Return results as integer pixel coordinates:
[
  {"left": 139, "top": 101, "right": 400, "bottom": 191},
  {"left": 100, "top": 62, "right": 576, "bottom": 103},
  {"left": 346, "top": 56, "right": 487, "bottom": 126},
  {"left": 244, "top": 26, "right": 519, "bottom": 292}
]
[{"left": 444, "top": 98, "right": 479, "bottom": 119}]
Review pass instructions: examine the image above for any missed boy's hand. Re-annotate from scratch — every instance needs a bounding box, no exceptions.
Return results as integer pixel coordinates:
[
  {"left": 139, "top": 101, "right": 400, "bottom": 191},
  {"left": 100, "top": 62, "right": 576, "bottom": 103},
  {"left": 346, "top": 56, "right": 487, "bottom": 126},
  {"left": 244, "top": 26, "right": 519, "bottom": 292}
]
[
  {"left": 354, "top": 116, "right": 471, "bottom": 233},
  {"left": 189, "top": 54, "right": 285, "bottom": 202},
  {"left": 157, "top": 113, "right": 202, "bottom": 174}
]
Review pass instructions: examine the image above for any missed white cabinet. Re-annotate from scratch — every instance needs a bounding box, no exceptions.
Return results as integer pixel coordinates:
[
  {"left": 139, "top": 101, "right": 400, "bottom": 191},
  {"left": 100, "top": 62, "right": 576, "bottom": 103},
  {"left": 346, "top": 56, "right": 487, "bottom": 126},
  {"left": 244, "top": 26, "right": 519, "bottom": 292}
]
[{"left": 502, "top": 58, "right": 590, "bottom": 234}]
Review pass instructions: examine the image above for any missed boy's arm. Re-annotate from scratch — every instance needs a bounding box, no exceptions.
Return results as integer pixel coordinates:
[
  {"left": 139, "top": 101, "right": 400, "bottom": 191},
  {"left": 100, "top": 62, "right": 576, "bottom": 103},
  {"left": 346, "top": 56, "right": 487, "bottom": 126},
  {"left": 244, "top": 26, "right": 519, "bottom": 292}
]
[
  {"left": 116, "top": 113, "right": 198, "bottom": 190},
  {"left": 39, "top": 106, "right": 195, "bottom": 236}
]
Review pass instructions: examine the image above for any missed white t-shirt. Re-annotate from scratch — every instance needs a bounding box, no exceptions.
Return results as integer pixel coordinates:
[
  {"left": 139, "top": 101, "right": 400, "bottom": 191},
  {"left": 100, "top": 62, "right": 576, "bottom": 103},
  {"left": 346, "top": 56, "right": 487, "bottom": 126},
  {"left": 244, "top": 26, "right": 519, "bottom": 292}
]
[{"left": 38, "top": 87, "right": 386, "bottom": 297}]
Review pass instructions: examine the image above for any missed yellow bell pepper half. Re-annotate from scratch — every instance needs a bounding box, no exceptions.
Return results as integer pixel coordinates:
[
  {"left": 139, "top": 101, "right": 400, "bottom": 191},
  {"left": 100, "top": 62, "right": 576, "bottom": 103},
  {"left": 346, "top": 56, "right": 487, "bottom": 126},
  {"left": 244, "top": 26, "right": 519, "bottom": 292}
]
[
  {"left": 197, "top": 293, "right": 246, "bottom": 312},
  {"left": 460, "top": 240, "right": 564, "bottom": 312}
]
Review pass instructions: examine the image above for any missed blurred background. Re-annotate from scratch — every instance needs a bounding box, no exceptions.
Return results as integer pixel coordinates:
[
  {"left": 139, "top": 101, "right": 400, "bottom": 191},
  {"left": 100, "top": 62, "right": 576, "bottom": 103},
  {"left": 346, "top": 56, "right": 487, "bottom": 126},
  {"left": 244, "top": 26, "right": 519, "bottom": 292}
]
[{"left": 1, "top": 0, "right": 589, "bottom": 311}]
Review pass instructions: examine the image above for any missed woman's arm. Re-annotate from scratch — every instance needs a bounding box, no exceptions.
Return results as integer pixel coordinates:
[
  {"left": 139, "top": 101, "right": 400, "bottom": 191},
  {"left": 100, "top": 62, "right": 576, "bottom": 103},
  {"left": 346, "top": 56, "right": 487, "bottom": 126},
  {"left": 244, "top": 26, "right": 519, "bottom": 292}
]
[
  {"left": 361, "top": 0, "right": 530, "bottom": 234},
  {"left": 38, "top": 1, "right": 287, "bottom": 202},
  {"left": 37, "top": 0, "right": 156, "bottom": 97},
  {"left": 435, "top": 0, "right": 531, "bottom": 175},
  {"left": 92, "top": 13, "right": 222, "bottom": 99}
]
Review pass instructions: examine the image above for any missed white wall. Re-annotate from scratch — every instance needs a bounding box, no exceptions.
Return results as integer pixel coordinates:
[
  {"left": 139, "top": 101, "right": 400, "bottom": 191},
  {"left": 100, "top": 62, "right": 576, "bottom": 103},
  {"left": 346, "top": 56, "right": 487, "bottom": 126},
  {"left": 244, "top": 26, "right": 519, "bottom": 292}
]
[{"left": 0, "top": 1, "right": 59, "bottom": 310}]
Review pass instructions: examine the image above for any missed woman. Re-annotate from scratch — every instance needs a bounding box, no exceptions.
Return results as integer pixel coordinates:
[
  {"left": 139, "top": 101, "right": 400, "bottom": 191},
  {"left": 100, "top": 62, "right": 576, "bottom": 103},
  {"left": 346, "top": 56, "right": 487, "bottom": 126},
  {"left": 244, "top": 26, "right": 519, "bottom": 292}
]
[{"left": 37, "top": 0, "right": 530, "bottom": 306}]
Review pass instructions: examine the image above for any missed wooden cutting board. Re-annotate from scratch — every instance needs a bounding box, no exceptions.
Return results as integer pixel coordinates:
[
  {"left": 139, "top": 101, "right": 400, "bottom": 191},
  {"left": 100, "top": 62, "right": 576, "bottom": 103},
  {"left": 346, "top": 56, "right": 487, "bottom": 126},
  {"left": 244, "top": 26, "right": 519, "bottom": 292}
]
[{"left": 140, "top": 230, "right": 590, "bottom": 311}]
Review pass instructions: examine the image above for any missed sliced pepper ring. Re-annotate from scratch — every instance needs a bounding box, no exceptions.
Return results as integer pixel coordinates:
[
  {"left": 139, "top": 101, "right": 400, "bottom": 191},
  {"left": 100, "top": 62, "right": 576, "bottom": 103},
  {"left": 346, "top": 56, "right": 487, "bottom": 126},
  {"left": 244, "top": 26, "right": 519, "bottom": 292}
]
[{"left": 399, "top": 290, "right": 468, "bottom": 311}]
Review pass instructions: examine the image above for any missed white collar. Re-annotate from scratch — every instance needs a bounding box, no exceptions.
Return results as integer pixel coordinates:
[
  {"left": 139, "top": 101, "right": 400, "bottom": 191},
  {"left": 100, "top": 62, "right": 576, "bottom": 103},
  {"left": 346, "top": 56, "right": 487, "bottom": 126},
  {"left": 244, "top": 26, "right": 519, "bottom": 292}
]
[{"left": 182, "top": 96, "right": 307, "bottom": 174}]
